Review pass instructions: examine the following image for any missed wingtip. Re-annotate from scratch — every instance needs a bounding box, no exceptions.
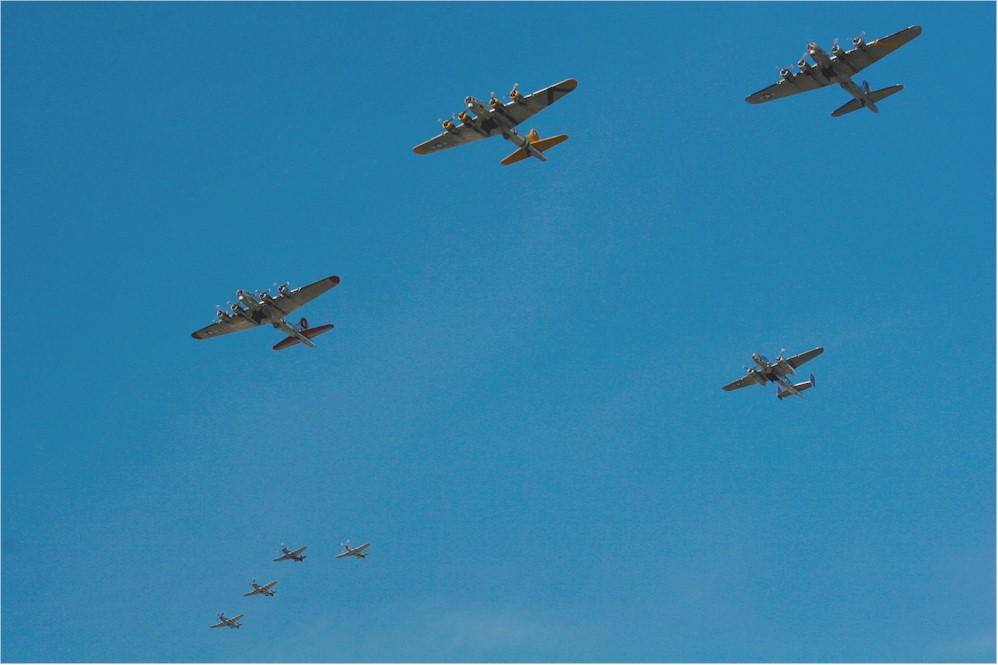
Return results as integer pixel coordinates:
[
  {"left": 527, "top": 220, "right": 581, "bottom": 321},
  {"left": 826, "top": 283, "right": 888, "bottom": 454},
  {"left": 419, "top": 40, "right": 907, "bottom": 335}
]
[
  {"left": 191, "top": 332, "right": 203, "bottom": 340},
  {"left": 564, "top": 78, "right": 579, "bottom": 90},
  {"left": 413, "top": 146, "right": 428, "bottom": 155},
  {"left": 328, "top": 275, "right": 341, "bottom": 286}
]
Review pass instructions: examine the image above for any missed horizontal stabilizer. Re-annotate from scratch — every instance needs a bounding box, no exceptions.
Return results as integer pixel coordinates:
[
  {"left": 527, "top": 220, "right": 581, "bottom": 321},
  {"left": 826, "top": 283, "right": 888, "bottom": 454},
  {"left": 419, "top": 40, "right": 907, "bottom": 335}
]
[
  {"left": 777, "top": 375, "right": 816, "bottom": 400},
  {"left": 500, "top": 134, "right": 569, "bottom": 166},
  {"left": 273, "top": 323, "right": 334, "bottom": 351},
  {"left": 832, "top": 85, "right": 904, "bottom": 117}
]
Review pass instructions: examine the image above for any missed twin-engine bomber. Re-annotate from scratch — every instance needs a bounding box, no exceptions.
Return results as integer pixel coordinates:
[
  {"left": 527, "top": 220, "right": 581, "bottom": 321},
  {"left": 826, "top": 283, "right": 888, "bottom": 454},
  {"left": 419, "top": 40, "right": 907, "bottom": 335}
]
[
  {"left": 746, "top": 26, "right": 921, "bottom": 116},
  {"left": 192, "top": 276, "right": 339, "bottom": 351},
  {"left": 414, "top": 78, "right": 578, "bottom": 165},
  {"left": 723, "top": 348, "right": 824, "bottom": 400}
]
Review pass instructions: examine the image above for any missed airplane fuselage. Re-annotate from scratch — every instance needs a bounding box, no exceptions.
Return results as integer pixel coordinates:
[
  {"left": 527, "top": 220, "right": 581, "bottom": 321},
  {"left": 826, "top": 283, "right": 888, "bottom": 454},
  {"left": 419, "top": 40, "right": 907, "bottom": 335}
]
[
  {"left": 465, "top": 96, "right": 546, "bottom": 161},
  {"left": 749, "top": 353, "right": 803, "bottom": 395},
  {"left": 236, "top": 290, "right": 316, "bottom": 347},
  {"left": 806, "top": 43, "right": 878, "bottom": 112}
]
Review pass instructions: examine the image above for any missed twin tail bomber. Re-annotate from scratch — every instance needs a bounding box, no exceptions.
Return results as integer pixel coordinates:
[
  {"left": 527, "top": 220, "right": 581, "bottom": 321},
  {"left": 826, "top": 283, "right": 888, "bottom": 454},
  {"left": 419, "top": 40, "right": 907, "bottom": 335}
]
[{"left": 723, "top": 347, "right": 824, "bottom": 400}]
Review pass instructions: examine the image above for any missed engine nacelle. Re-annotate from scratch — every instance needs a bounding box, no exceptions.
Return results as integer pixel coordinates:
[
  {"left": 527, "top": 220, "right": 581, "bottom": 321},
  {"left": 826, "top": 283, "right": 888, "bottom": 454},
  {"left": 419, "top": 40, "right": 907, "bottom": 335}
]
[
  {"left": 798, "top": 59, "right": 811, "bottom": 73},
  {"left": 832, "top": 43, "right": 845, "bottom": 56},
  {"left": 278, "top": 284, "right": 291, "bottom": 296},
  {"left": 852, "top": 36, "right": 866, "bottom": 48},
  {"left": 510, "top": 86, "right": 523, "bottom": 102},
  {"left": 442, "top": 118, "right": 455, "bottom": 131},
  {"left": 780, "top": 68, "right": 793, "bottom": 82},
  {"left": 489, "top": 96, "right": 503, "bottom": 109},
  {"left": 458, "top": 111, "right": 473, "bottom": 124},
  {"left": 230, "top": 303, "right": 244, "bottom": 314}
]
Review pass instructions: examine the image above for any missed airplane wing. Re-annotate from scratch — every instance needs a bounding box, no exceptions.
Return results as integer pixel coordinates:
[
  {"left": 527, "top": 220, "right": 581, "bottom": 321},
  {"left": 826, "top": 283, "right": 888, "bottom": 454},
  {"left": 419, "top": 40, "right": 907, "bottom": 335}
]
[
  {"left": 272, "top": 553, "right": 289, "bottom": 562},
  {"left": 243, "top": 588, "right": 260, "bottom": 597},
  {"left": 266, "top": 277, "right": 340, "bottom": 316},
  {"left": 231, "top": 614, "right": 244, "bottom": 622},
  {"left": 336, "top": 550, "right": 352, "bottom": 559},
  {"left": 261, "top": 581, "right": 277, "bottom": 591},
  {"left": 833, "top": 26, "right": 922, "bottom": 77},
  {"left": 210, "top": 621, "right": 226, "bottom": 628},
  {"left": 722, "top": 374, "right": 760, "bottom": 391},
  {"left": 289, "top": 546, "right": 307, "bottom": 557},
  {"left": 786, "top": 347, "right": 824, "bottom": 369},
  {"left": 499, "top": 78, "right": 579, "bottom": 126},
  {"left": 191, "top": 314, "right": 258, "bottom": 340},
  {"left": 746, "top": 71, "right": 826, "bottom": 104},
  {"left": 353, "top": 543, "right": 370, "bottom": 553},
  {"left": 413, "top": 122, "right": 493, "bottom": 155}
]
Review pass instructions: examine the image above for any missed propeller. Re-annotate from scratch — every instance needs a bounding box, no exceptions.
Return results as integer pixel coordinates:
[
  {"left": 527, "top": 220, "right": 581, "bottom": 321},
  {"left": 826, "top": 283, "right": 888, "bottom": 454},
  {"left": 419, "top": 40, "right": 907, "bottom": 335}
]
[
  {"left": 853, "top": 30, "right": 866, "bottom": 44},
  {"left": 777, "top": 348, "right": 786, "bottom": 360}
]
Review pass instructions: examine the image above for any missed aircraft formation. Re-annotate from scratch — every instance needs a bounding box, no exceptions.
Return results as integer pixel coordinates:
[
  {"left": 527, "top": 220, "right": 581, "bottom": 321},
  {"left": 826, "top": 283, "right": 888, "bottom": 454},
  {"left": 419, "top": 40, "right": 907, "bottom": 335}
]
[
  {"left": 197, "top": 23, "right": 920, "bottom": 633},
  {"left": 211, "top": 542, "right": 370, "bottom": 629}
]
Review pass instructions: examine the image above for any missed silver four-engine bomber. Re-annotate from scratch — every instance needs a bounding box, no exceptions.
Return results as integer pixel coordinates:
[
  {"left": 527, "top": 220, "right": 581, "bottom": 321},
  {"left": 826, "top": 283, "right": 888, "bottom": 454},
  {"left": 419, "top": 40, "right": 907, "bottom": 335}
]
[{"left": 746, "top": 26, "right": 921, "bottom": 116}]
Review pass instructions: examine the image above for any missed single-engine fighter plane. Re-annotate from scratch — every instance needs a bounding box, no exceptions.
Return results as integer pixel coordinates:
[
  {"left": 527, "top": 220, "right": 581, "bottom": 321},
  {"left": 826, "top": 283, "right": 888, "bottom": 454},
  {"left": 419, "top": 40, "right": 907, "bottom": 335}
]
[
  {"left": 273, "top": 544, "right": 307, "bottom": 562},
  {"left": 210, "top": 613, "right": 244, "bottom": 629},
  {"left": 723, "top": 347, "right": 824, "bottom": 400},
  {"left": 191, "top": 275, "right": 339, "bottom": 351},
  {"left": 746, "top": 26, "right": 921, "bottom": 116},
  {"left": 414, "top": 78, "right": 578, "bottom": 165},
  {"left": 336, "top": 541, "right": 370, "bottom": 559},
  {"left": 243, "top": 580, "right": 277, "bottom": 597}
]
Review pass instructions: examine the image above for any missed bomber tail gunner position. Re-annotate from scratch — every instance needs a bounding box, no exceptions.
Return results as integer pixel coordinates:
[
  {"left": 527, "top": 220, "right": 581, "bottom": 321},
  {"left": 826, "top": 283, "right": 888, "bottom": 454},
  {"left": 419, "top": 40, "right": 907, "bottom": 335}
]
[
  {"left": 414, "top": 79, "right": 578, "bottom": 165},
  {"left": 723, "top": 347, "right": 824, "bottom": 400},
  {"left": 746, "top": 26, "right": 921, "bottom": 116},
  {"left": 191, "top": 275, "right": 339, "bottom": 351}
]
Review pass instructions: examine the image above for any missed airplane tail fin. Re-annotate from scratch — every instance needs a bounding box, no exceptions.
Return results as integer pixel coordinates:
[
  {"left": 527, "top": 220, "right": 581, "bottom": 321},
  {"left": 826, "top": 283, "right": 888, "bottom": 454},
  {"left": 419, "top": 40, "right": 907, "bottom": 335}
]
[
  {"left": 273, "top": 323, "right": 334, "bottom": 351},
  {"left": 831, "top": 84, "right": 904, "bottom": 117},
  {"left": 500, "top": 132, "right": 570, "bottom": 166}
]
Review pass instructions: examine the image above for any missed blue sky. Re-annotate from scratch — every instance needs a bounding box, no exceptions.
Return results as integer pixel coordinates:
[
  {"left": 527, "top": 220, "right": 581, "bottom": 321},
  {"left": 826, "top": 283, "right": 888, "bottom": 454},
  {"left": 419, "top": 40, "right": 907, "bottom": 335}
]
[{"left": 2, "top": 2, "right": 994, "bottom": 662}]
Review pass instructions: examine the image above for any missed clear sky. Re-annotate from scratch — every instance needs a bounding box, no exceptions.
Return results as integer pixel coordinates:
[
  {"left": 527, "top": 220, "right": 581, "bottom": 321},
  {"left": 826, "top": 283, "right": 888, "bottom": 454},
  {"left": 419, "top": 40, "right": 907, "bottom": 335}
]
[{"left": 2, "top": 2, "right": 994, "bottom": 663}]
